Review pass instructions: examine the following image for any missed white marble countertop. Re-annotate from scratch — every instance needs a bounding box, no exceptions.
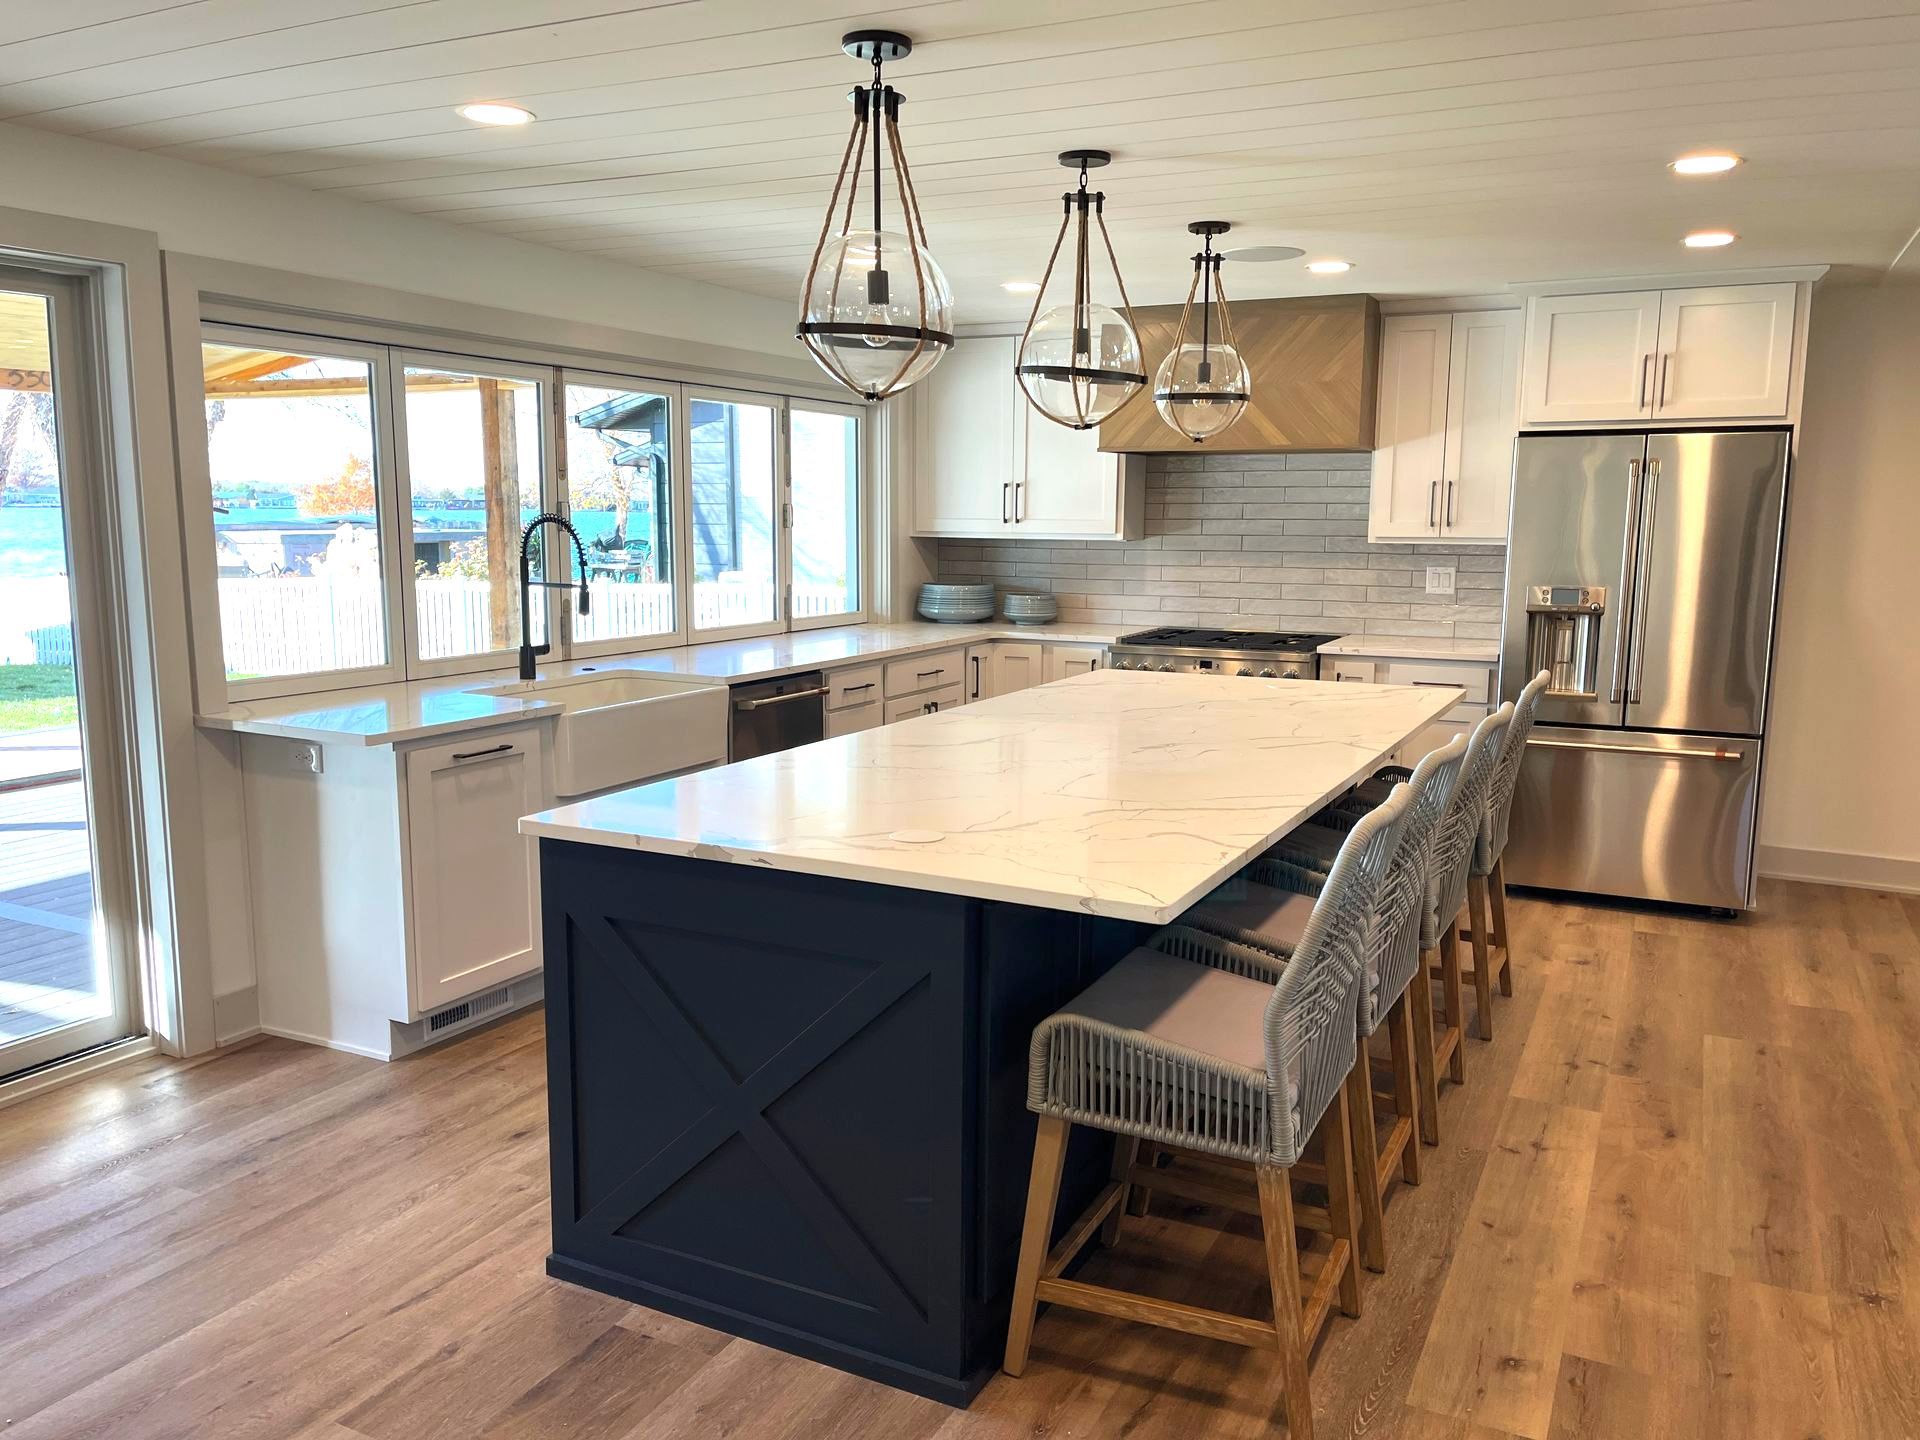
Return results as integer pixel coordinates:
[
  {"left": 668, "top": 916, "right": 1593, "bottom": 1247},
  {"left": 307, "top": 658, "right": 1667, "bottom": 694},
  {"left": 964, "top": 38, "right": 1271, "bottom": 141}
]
[
  {"left": 1318, "top": 634, "right": 1500, "bottom": 663},
  {"left": 519, "top": 670, "right": 1460, "bottom": 924},
  {"left": 196, "top": 621, "right": 1129, "bottom": 746}
]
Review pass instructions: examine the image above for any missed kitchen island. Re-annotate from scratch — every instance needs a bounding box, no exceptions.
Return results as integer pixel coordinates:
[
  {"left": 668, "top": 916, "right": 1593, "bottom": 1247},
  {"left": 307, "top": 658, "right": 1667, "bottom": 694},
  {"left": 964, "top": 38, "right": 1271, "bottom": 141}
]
[{"left": 521, "top": 670, "right": 1458, "bottom": 1404}]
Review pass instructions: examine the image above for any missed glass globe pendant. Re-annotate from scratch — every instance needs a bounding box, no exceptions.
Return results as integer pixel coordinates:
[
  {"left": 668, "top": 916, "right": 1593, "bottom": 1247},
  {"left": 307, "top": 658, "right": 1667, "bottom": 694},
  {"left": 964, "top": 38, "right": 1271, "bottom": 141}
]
[
  {"left": 1153, "top": 221, "right": 1252, "bottom": 444},
  {"left": 796, "top": 31, "right": 953, "bottom": 402},
  {"left": 1013, "top": 150, "right": 1146, "bottom": 430}
]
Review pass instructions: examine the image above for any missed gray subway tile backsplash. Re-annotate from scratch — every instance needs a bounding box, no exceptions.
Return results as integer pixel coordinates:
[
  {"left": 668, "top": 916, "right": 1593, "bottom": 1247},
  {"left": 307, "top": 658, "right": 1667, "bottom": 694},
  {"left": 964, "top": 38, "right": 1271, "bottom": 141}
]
[{"left": 932, "top": 453, "right": 1507, "bottom": 637}]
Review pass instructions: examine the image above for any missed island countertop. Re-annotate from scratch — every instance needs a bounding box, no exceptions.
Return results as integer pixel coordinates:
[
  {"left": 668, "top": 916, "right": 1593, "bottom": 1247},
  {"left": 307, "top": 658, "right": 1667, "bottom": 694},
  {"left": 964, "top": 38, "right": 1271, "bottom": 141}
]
[{"left": 520, "top": 669, "right": 1459, "bottom": 924}]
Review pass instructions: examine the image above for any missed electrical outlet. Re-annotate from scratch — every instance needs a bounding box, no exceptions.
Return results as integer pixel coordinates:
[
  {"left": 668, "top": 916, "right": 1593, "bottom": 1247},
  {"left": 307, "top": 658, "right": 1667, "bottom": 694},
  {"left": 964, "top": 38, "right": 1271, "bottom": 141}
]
[{"left": 1425, "top": 565, "right": 1456, "bottom": 597}]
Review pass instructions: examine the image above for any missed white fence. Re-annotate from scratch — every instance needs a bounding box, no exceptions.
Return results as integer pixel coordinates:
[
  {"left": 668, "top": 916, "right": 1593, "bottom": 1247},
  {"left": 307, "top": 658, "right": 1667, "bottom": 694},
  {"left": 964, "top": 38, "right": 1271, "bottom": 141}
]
[{"left": 3, "top": 574, "right": 853, "bottom": 679}]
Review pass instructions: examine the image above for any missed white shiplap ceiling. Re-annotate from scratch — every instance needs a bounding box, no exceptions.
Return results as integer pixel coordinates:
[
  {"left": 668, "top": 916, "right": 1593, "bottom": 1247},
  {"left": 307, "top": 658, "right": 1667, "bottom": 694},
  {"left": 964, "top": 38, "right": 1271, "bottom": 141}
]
[{"left": 3, "top": 0, "right": 1918, "bottom": 320}]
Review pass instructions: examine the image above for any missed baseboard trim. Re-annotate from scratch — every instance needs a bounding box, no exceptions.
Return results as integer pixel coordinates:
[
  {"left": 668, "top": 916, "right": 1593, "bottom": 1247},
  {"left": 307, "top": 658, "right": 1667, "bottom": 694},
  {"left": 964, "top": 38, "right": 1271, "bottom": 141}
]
[
  {"left": 212, "top": 985, "right": 260, "bottom": 1046},
  {"left": 1758, "top": 844, "right": 1920, "bottom": 895}
]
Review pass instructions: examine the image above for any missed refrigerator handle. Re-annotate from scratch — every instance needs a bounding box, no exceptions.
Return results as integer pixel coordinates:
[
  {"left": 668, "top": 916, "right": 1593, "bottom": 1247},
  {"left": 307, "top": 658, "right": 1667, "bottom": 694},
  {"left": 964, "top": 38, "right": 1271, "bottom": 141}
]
[
  {"left": 1627, "top": 456, "right": 1659, "bottom": 702},
  {"left": 1608, "top": 456, "right": 1643, "bottom": 704}
]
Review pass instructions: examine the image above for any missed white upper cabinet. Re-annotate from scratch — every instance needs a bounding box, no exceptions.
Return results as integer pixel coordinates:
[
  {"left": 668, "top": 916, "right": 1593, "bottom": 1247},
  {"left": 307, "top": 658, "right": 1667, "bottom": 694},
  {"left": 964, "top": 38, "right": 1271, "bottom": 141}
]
[
  {"left": 1651, "top": 283, "right": 1795, "bottom": 419},
  {"left": 1368, "top": 314, "right": 1453, "bottom": 539},
  {"left": 1369, "top": 308, "right": 1519, "bottom": 544},
  {"left": 1520, "top": 291, "right": 1663, "bottom": 423},
  {"left": 913, "top": 336, "right": 1143, "bottom": 539},
  {"left": 1520, "top": 282, "right": 1798, "bottom": 424},
  {"left": 915, "top": 335, "right": 1019, "bottom": 533},
  {"left": 1442, "top": 309, "right": 1522, "bottom": 541}
]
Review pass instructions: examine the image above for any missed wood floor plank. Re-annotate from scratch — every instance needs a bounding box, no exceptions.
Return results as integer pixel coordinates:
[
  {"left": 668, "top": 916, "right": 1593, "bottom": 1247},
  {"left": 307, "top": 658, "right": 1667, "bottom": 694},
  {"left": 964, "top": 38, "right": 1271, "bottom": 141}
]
[
  {"left": 1696, "top": 1034, "right": 1825, "bottom": 1294},
  {"left": 1562, "top": 1077, "right": 1702, "bottom": 1375},
  {"left": 1405, "top": 1096, "right": 1602, "bottom": 1439},
  {"left": 1697, "top": 1273, "right": 1848, "bottom": 1440},
  {"left": 1508, "top": 948, "right": 1621, "bottom": 1113},
  {"left": 1544, "top": 1353, "right": 1701, "bottom": 1440}
]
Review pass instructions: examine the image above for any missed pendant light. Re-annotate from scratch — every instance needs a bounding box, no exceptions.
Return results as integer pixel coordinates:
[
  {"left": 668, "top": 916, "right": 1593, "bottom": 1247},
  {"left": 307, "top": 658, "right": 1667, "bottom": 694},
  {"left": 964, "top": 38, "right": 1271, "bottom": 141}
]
[
  {"left": 1153, "top": 221, "right": 1252, "bottom": 444},
  {"left": 1012, "top": 150, "right": 1146, "bottom": 430},
  {"left": 796, "top": 30, "right": 953, "bottom": 402}
]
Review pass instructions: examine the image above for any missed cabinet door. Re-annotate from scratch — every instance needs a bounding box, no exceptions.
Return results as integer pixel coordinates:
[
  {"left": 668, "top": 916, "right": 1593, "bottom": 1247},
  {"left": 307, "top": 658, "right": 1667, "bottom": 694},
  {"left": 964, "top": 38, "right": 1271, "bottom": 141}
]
[
  {"left": 913, "top": 336, "right": 1019, "bottom": 535},
  {"left": 1441, "top": 309, "right": 1521, "bottom": 542},
  {"left": 1368, "top": 313, "right": 1451, "bottom": 540},
  {"left": 1652, "top": 283, "right": 1795, "bottom": 420},
  {"left": 992, "top": 641, "right": 1046, "bottom": 693},
  {"left": 1044, "top": 643, "right": 1103, "bottom": 683},
  {"left": 883, "top": 683, "right": 965, "bottom": 724},
  {"left": 965, "top": 644, "right": 995, "bottom": 702},
  {"left": 1016, "top": 407, "right": 1121, "bottom": 535},
  {"left": 403, "top": 726, "right": 545, "bottom": 1014},
  {"left": 826, "top": 700, "right": 881, "bottom": 737},
  {"left": 1520, "top": 291, "right": 1661, "bottom": 423}
]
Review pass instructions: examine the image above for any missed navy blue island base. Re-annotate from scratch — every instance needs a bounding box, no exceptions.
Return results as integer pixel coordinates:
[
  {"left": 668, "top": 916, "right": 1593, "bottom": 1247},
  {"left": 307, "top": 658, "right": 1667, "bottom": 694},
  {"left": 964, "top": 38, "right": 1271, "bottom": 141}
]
[{"left": 539, "top": 837, "right": 1149, "bottom": 1405}]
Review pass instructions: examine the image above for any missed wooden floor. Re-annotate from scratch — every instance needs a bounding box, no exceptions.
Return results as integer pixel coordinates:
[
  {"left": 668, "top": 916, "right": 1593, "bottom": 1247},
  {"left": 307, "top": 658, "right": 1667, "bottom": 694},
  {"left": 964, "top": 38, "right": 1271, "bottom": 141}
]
[{"left": 4, "top": 879, "right": 1918, "bottom": 1439}]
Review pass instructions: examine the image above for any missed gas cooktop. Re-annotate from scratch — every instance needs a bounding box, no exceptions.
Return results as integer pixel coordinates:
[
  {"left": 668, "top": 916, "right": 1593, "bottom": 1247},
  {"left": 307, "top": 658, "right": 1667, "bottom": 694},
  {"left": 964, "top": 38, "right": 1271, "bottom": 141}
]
[{"left": 1114, "top": 627, "right": 1341, "bottom": 654}]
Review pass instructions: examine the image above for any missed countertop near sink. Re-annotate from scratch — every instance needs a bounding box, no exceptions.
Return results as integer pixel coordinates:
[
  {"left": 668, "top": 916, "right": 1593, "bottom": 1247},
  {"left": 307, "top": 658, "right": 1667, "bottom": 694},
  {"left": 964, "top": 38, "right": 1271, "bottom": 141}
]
[{"left": 195, "top": 621, "right": 1129, "bottom": 746}]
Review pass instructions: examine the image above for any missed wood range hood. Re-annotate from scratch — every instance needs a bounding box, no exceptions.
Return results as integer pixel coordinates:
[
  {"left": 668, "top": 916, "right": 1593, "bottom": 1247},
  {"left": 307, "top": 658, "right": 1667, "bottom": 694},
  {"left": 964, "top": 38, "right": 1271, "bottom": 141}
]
[{"left": 1098, "top": 293, "right": 1380, "bottom": 455}]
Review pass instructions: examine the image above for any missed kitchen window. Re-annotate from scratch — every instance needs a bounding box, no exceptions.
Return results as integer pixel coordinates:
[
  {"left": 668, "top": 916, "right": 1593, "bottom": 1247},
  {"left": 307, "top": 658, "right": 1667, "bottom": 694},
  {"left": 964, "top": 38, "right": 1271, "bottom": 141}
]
[{"left": 191, "top": 324, "right": 866, "bottom": 699}]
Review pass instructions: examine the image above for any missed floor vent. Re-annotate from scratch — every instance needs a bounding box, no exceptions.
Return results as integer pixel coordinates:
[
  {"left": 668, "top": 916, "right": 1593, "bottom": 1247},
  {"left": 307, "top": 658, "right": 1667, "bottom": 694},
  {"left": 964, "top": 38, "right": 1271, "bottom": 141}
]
[{"left": 389, "top": 974, "right": 542, "bottom": 1058}]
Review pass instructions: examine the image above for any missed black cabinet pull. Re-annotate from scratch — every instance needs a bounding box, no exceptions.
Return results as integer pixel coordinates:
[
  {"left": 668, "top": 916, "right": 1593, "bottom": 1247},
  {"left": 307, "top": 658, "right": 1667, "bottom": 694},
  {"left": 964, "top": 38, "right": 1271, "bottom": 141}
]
[{"left": 451, "top": 743, "right": 513, "bottom": 762}]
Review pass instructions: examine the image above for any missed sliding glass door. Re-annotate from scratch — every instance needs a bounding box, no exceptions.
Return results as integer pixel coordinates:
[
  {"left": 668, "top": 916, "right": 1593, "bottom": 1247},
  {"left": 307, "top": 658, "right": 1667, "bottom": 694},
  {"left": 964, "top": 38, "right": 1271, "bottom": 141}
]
[{"left": 0, "top": 268, "right": 139, "bottom": 1080}]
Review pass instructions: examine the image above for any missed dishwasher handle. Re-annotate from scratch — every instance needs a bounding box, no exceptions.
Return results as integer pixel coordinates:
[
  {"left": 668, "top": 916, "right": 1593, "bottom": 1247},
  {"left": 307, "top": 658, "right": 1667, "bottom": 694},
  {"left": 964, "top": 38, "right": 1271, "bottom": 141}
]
[{"left": 733, "top": 685, "right": 829, "bottom": 711}]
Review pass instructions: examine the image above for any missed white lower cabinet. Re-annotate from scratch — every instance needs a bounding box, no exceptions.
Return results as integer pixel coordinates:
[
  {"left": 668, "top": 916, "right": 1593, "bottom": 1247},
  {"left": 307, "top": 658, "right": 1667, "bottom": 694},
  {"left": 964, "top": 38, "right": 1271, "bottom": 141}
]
[
  {"left": 884, "top": 683, "right": 965, "bottom": 723},
  {"left": 403, "top": 730, "right": 546, "bottom": 1013},
  {"left": 991, "top": 641, "right": 1047, "bottom": 694},
  {"left": 241, "top": 721, "right": 552, "bottom": 1061},
  {"left": 1045, "top": 643, "right": 1105, "bottom": 681},
  {"left": 826, "top": 701, "right": 881, "bottom": 737}
]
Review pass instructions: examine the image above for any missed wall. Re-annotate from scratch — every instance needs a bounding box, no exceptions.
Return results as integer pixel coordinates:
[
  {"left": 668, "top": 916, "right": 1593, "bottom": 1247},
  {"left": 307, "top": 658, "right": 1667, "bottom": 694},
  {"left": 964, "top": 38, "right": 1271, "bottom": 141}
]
[
  {"left": 0, "top": 121, "right": 791, "bottom": 357},
  {"left": 936, "top": 452, "right": 1505, "bottom": 638},
  {"left": 1758, "top": 281, "right": 1920, "bottom": 888}
]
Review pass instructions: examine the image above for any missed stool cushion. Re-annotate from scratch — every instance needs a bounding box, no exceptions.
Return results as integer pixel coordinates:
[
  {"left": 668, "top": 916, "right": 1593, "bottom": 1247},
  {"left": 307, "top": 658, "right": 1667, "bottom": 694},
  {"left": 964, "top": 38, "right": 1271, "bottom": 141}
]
[
  {"left": 1058, "top": 946, "right": 1271, "bottom": 1075},
  {"left": 1183, "top": 880, "right": 1317, "bottom": 955},
  {"left": 1264, "top": 822, "right": 1345, "bottom": 871}
]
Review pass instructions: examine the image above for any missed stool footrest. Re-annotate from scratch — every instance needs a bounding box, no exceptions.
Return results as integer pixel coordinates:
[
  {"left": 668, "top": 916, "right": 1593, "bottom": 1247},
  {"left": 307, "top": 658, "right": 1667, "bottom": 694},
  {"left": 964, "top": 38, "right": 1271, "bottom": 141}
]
[{"left": 1033, "top": 1277, "right": 1276, "bottom": 1349}]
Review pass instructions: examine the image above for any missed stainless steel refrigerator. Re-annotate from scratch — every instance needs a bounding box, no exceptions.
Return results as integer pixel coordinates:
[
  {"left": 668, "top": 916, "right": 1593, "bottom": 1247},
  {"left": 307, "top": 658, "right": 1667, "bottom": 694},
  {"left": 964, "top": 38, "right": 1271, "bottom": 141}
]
[{"left": 1497, "top": 428, "right": 1789, "bottom": 911}]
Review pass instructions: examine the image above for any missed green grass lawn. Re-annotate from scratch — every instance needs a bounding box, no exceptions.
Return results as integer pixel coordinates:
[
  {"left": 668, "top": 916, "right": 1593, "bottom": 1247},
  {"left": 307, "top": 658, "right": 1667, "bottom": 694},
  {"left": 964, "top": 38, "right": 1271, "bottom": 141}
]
[{"left": 0, "top": 663, "right": 77, "bottom": 735}]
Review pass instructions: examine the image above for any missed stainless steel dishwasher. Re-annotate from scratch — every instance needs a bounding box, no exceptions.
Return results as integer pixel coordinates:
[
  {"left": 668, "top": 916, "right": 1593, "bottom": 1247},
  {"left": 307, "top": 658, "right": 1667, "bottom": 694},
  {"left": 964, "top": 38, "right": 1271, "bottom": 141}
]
[{"left": 728, "top": 671, "right": 827, "bottom": 761}]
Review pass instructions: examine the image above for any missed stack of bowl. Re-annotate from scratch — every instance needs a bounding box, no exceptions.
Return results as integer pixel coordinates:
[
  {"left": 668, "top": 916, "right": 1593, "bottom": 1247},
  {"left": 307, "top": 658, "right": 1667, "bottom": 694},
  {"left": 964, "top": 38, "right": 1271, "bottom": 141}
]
[
  {"left": 917, "top": 582, "right": 996, "bottom": 623},
  {"left": 1001, "top": 591, "right": 1059, "bottom": 626}
]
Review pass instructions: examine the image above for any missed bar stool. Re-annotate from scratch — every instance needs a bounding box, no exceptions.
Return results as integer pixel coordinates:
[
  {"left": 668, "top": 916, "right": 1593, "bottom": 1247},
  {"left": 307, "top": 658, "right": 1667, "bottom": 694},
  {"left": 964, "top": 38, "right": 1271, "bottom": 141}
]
[
  {"left": 1457, "top": 670, "right": 1551, "bottom": 1033},
  {"left": 1265, "top": 709, "right": 1509, "bottom": 1089},
  {"left": 1003, "top": 788, "right": 1412, "bottom": 1440},
  {"left": 1170, "top": 737, "right": 1467, "bottom": 1272}
]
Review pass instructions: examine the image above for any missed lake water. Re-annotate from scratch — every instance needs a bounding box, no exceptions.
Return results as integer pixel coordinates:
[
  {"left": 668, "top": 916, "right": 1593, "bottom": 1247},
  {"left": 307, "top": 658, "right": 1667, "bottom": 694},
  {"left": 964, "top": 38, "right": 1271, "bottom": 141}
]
[{"left": 0, "top": 504, "right": 634, "bottom": 579}]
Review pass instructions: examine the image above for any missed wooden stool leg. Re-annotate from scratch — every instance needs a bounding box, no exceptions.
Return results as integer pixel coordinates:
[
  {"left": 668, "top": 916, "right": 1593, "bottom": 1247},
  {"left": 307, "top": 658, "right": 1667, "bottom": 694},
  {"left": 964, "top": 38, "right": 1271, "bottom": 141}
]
[
  {"left": 1387, "top": 993, "right": 1420, "bottom": 1185},
  {"left": 1409, "top": 960, "right": 1441, "bottom": 1146},
  {"left": 1491, "top": 856, "right": 1514, "bottom": 996},
  {"left": 1127, "top": 1143, "right": 1155, "bottom": 1217},
  {"left": 1343, "top": 1062, "right": 1387, "bottom": 1274},
  {"left": 1440, "top": 928, "right": 1467, "bottom": 1084},
  {"left": 1003, "top": 1115, "right": 1071, "bottom": 1377},
  {"left": 1256, "top": 1167, "right": 1315, "bottom": 1440},
  {"left": 1103, "top": 1135, "right": 1139, "bottom": 1247},
  {"left": 1467, "top": 876, "right": 1495, "bottom": 1042},
  {"left": 1319, "top": 1084, "right": 1363, "bottom": 1318}
]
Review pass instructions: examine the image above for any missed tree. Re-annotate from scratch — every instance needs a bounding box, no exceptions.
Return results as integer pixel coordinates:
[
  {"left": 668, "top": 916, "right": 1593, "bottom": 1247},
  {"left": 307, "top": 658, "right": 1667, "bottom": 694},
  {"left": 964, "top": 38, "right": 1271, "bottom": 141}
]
[
  {"left": 0, "top": 391, "right": 56, "bottom": 501},
  {"left": 296, "top": 454, "right": 376, "bottom": 517},
  {"left": 570, "top": 434, "right": 651, "bottom": 548}
]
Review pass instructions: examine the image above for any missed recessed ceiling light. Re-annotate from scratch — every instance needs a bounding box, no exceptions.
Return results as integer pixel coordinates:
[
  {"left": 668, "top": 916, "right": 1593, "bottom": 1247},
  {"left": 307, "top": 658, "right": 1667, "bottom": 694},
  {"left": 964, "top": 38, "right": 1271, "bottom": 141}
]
[
  {"left": 457, "top": 102, "right": 535, "bottom": 126},
  {"left": 1223, "top": 245, "right": 1305, "bottom": 263},
  {"left": 1001, "top": 280, "right": 1041, "bottom": 294},
  {"left": 1683, "top": 230, "right": 1738, "bottom": 248},
  {"left": 1671, "top": 152, "right": 1741, "bottom": 176},
  {"left": 1306, "top": 259, "right": 1353, "bottom": 275}
]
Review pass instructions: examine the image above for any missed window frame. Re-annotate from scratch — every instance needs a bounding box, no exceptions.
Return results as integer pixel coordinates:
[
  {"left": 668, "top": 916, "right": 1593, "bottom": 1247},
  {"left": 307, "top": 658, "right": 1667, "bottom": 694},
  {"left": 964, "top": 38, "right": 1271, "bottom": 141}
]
[
  {"left": 784, "top": 395, "right": 869, "bottom": 633},
  {"left": 195, "top": 323, "right": 409, "bottom": 701},
  {"left": 187, "top": 322, "right": 873, "bottom": 703},
  {"left": 555, "top": 367, "right": 690, "bottom": 660},
  {"left": 387, "top": 347, "right": 560, "bottom": 682}
]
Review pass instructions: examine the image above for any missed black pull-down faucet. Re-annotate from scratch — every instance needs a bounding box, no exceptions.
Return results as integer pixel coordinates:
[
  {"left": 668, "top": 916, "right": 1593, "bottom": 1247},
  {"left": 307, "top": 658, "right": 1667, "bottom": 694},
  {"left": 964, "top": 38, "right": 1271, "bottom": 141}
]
[{"left": 518, "top": 512, "right": 591, "bottom": 681}]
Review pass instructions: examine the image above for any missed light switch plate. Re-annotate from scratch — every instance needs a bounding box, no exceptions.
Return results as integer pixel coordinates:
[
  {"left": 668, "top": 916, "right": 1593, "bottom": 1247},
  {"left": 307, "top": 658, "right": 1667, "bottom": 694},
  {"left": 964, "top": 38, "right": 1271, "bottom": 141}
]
[{"left": 1425, "top": 566, "right": 1456, "bottom": 597}]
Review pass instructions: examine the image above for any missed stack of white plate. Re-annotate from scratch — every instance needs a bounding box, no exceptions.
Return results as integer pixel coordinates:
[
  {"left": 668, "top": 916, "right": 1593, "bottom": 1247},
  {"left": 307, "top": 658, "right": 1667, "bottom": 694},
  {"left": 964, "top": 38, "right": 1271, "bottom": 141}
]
[
  {"left": 918, "top": 582, "right": 995, "bottom": 623},
  {"left": 1001, "top": 592, "right": 1059, "bottom": 626}
]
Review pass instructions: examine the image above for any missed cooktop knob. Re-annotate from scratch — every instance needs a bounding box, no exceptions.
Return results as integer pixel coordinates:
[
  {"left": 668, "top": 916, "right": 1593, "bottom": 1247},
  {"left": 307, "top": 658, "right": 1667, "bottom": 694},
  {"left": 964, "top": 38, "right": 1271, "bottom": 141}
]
[
  {"left": 1259, "top": 668, "right": 1277, "bottom": 678},
  {"left": 1157, "top": 663, "right": 1175, "bottom": 673}
]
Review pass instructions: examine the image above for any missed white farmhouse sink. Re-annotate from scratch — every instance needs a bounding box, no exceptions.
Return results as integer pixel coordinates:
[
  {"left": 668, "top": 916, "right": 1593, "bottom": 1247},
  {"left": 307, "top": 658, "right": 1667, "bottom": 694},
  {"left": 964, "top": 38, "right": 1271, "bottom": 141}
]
[{"left": 471, "top": 671, "right": 727, "bottom": 797}]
